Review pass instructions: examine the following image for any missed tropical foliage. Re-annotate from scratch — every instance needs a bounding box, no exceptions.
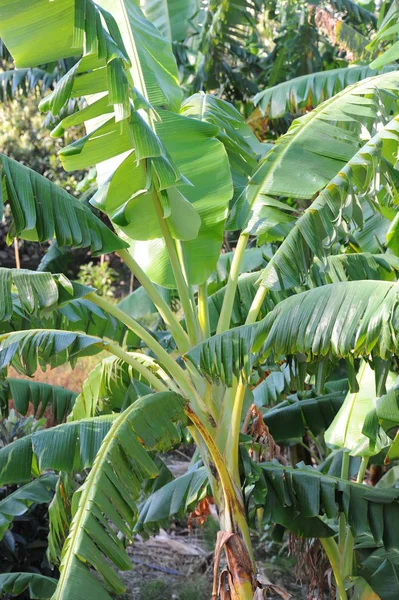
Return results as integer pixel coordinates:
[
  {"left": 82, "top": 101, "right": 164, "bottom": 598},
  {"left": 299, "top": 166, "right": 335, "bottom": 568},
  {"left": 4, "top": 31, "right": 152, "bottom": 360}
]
[{"left": 0, "top": 1, "right": 399, "bottom": 599}]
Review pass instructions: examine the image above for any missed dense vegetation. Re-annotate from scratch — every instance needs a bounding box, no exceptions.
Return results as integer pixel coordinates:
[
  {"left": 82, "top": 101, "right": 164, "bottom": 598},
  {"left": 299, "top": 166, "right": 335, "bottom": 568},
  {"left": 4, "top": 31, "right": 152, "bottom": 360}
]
[{"left": 1, "top": 0, "right": 399, "bottom": 598}]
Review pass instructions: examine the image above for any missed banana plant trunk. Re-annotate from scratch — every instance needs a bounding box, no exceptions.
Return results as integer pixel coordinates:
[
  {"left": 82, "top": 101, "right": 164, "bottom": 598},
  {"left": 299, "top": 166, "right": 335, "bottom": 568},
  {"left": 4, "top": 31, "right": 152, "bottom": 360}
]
[
  {"left": 186, "top": 408, "right": 257, "bottom": 599},
  {"left": 211, "top": 471, "right": 257, "bottom": 599}
]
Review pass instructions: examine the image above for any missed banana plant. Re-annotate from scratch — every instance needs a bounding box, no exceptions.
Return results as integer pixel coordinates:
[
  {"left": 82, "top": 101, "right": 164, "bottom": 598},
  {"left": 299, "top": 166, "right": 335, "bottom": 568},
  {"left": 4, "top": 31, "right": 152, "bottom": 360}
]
[{"left": 1, "top": 1, "right": 399, "bottom": 599}]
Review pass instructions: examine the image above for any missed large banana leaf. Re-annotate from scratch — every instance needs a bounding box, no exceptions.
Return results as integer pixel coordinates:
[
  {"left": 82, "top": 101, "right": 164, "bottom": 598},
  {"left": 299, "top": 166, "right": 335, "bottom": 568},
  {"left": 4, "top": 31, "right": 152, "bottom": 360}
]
[
  {"left": 1, "top": 1, "right": 236, "bottom": 288},
  {"left": 40, "top": 2, "right": 233, "bottom": 287},
  {"left": 54, "top": 391, "right": 186, "bottom": 600},
  {"left": 0, "top": 475, "right": 57, "bottom": 540},
  {"left": 0, "top": 268, "right": 92, "bottom": 323},
  {"left": 99, "top": 0, "right": 181, "bottom": 110},
  {"left": 259, "top": 462, "right": 399, "bottom": 548},
  {"left": 0, "top": 0, "right": 76, "bottom": 66},
  {"left": 253, "top": 65, "right": 397, "bottom": 119},
  {"left": 0, "top": 0, "right": 132, "bottom": 123},
  {"left": 143, "top": 0, "right": 199, "bottom": 42},
  {"left": 1, "top": 378, "right": 77, "bottom": 422},
  {"left": 229, "top": 72, "right": 399, "bottom": 231},
  {"left": 92, "top": 110, "right": 232, "bottom": 286},
  {"left": 0, "top": 154, "right": 125, "bottom": 254},
  {"left": 0, "top": 573, "right": 57, "bottom": 600},
  {"left": 257, "top": 116, "right": 399, "bottom": 291}
]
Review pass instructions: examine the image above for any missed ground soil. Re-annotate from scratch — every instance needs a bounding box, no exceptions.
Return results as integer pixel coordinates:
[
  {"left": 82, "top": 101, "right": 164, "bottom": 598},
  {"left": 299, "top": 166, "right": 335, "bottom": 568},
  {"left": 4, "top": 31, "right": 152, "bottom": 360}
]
[{"left": 118, "top": 524, "right": 305, "bottom": 600}]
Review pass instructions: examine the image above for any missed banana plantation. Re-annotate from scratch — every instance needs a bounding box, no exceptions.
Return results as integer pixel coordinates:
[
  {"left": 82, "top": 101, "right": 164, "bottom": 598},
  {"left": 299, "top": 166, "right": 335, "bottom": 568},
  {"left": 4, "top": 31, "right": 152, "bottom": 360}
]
[{"left": 1, "top": 0, "right": 399, "bottom": 598}]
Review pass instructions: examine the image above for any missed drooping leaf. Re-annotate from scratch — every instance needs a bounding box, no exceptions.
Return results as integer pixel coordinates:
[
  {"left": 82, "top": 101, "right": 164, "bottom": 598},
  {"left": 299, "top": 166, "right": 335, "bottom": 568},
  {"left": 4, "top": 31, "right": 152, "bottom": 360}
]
[
  {"left": 0, "top": 415, "right": 116, "bottom": 485},
  {"left": 53, "top": 391, "right": 186, "bottom": 600},
  {"left": 263, "top": 391, "right": 346, "bottom": 441},
  {"left": 0, "top": 330, "right": 103, "bottom": 376},
  {"left": 0, "top": 154, "right": 126, "bottom": 254},
  {"left": 1, "top": 378, "right": 76, "bottom": 422},
  {"left": 136, "top": 463, "right": 209, "bottom": 533},
  {"left": 259, "top": 462, "right": 399, "bottom": 548},
  {"left": 3, "top": 296, "right": 129, "bottom": 349},
  {"left": 0, "top": 66, "right": 65, "bottom": 102},
  {"left": 190, "top": 280, "right": 399, "bottom": 386},
  {"left": 253, "top": 65, "right": 396, "bottom": 119},
  {"left": 0, "top": 267, "right": 92, "bottom": 323},
  {"left": 254, "top": 281, "right": 399, "bottom": 364}
]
